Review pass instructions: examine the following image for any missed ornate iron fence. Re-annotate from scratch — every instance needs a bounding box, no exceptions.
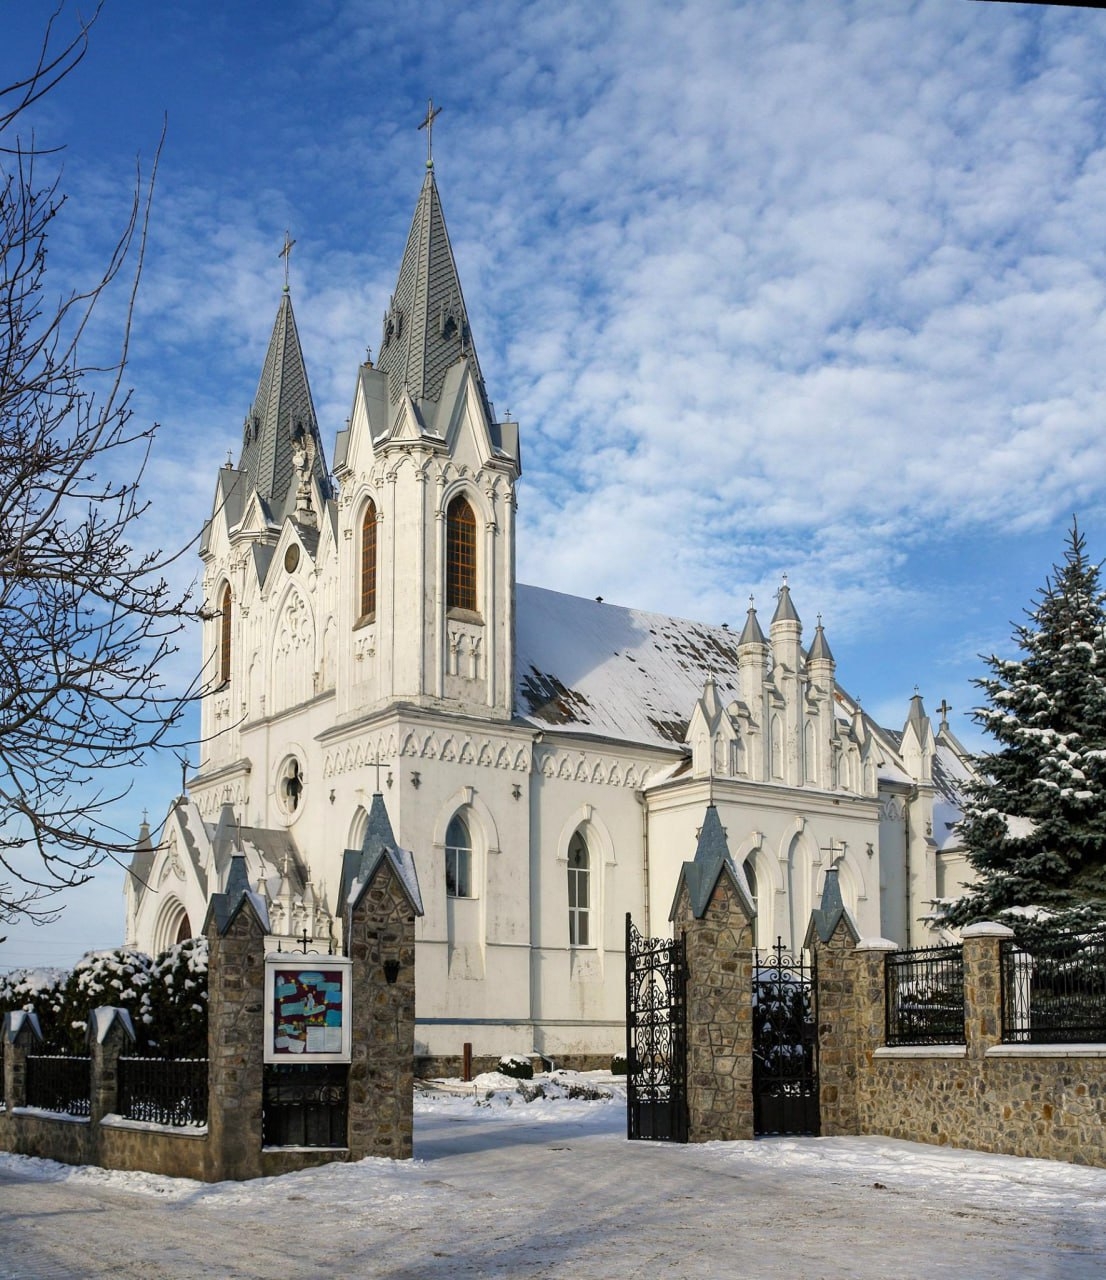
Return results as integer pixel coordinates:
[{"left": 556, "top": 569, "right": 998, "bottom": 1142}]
[
  {"left": 25, "top": 1054, "right": 91, "bottom": 1116},
  {"left": 885, "top": 945, "right": 965, "bottom": 1046},
  {"left": 117, "top": 1056, "right": 208, "bottom": 1127},
  {"left": 1001, "top": 934, "right": 1106, "bottom": 1044}
]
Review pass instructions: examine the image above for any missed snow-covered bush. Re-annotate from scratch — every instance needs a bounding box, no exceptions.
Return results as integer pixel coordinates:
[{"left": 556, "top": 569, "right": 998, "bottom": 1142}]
[
  {"left": 0, "top": 939, "right": 208, "bottom": 1056},
  {"left": 142, "top": 937, "right": 209, "bottom": 1058},
  {"left": 49, "top": 948, "right": 153, "bottom": 1053},
  {"left": 498, "top": 1053, "right": 534, "bottom": 1079},
  {"left": 610, "top": 1053, "right": 627, "bottom": 1075}
]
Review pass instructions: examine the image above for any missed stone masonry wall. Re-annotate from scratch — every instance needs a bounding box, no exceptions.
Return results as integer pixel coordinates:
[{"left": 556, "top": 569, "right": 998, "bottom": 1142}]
[
  {"left": 0, "top": 1012, "right": 205, "bottom": 1178},
  {"left": 673, "top": 873, "right": 755, "bottom": 1143},
  {"left": 815, "top": 924, "right": 1106, "bottom": 1168}
]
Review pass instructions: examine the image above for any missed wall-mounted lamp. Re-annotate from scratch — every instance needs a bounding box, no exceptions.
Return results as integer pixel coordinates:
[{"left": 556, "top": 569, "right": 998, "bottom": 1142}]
[
  {"left": 329, "top": 789, "right": 335, "bottom": 805},
  {"left": 383, "top": 959, "right": 400, "bottom": 985},
  {"left": 386, "top": 770, "right": 394, "bottom": 789},
  {"left": 512, "top": 784, "right": 521, "bottom": 801},
  {"left": 411, "top": 771, "right": 421, "bottom": 790}
]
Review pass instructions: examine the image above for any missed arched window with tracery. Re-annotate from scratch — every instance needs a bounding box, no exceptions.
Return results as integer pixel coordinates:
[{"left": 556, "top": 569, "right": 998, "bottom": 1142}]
[
  {"left": 445, "top": 813, "right": 472, "bottom": 898},
  {"left": 359, "top": 500, "right": 377, "bottom": 621},
  {"left": 219, "top": 583, "right": 232, "bottom": 686},
  {"left": 568, "top": 830, "right": 591, "bottom": 946},
  {"left": 446, "top": 495, "right": 477, "bottom": 613}
]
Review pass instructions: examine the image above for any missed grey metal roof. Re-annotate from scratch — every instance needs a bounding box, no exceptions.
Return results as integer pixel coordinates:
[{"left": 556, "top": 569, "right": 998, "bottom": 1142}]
[
  {"left": 738, "top": 603, "right": 766, "bottom": 647},
  {"left": 806, "top": 865, "right": 859, "bottom": 945},
  {"left": 669, "top": 804, "right": 752, "bottom": 921},
  {"left": 376, "top": 170, "right": 490, "bottom": 418},
  {"left": 237, "top": 292, "right": 331, "bottom": 514},
  {"left": 808, "top": 621, "right": 834, "bottom": 663},
  {"left": 772, "top": 582, "right": 801, "bottom": 626}
]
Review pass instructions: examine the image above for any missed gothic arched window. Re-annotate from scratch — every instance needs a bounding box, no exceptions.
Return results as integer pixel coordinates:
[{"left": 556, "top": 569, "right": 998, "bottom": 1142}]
[
  {"left": 446, "top": 495, "right": 477, "bottom": 613},
  {"left": 568, "top": 830, "right": 591, "bottom": 946},
  {"left": 219, "top": 583, "right": 232, "bottom": 686},
  {"left": 445, "top": 813, "right": 472, "bottom": 898},
  {"left": 360, "top": 500, "right": 377, "bottom": 621}
]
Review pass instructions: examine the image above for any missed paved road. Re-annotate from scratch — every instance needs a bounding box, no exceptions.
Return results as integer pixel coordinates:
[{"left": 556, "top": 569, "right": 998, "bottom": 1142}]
[{"left": 0, "top": 1108, "right": 1102, "bottom": 1279}]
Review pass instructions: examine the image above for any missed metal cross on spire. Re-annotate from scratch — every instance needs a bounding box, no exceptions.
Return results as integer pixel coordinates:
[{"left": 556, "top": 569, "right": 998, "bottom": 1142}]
[
  {"left": 418, "top": 98, "right": 442, "bottom": 169},
  {"left": 279, "top": 230, "right": 296, "bottom": 292}
]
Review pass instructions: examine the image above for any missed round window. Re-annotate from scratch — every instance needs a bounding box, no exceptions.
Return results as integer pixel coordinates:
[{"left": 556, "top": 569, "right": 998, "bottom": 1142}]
[
  {"left": 284, "top": 544, "right": 300, "bottom": 573},
  {"left": 278, "top": 756, "right": 305, "bottom": 814}
]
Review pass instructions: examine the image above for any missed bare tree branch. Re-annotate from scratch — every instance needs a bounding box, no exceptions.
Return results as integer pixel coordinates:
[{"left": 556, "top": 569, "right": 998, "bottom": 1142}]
[{"left": 0, "top": 8, "right": 196, "bottom": 926}]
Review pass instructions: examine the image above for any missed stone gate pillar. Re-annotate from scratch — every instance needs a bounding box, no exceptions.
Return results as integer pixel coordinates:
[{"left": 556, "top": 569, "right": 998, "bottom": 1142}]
[
  {"left": 806, "top": 867, "right": 869, "bottom": 1137},
  {"left": 670, "top": 804, "right": 756, "bottom": 1143},
  {"left": 203, "top": 890, "right": 270, "bottom": 1181},
  {"left": 345, "top": 841, "right": 422, "bottom": 1160}
]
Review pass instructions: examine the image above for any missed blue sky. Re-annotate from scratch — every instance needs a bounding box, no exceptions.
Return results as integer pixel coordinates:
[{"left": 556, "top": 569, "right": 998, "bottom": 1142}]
[{"left": 4, "top": 0, "right": 1106, "bottom": 968}]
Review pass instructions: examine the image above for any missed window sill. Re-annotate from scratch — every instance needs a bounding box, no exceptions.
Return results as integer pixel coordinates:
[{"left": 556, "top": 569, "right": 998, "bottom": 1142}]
[
  {"left": 353, "top": 613, "right": 376, "bottom": 631},
  {"left": 446, "top": 608, "right": 483, "bottom": 625}
]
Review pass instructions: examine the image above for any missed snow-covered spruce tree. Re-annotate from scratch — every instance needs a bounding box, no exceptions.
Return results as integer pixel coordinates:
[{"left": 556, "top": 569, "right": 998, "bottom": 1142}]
[{"left": 947, "top": 522, "right": 1106, "bottom": 937}]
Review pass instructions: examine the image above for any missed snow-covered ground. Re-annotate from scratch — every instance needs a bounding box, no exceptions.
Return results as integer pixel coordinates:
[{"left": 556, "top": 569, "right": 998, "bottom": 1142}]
[{"left": 0, "top": 1070, "right": 1103, "bottom": 1278}]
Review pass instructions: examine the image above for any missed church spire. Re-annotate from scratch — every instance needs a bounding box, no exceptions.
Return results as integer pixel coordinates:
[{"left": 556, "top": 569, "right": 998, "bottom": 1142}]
[
  {"left": 238, "top": 288, "right": 331, "bottom": 519},
  {"left": 376, "top": 168, "right": 489, "bottom": 413}
]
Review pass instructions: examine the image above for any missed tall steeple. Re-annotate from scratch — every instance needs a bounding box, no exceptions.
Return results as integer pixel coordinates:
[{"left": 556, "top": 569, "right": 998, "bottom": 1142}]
[
  {"left": 237, "top": 290, "right": 331, "bottom": 519},
  {"left": 376, "top": 168, "right": 489, "bottom": 416}
]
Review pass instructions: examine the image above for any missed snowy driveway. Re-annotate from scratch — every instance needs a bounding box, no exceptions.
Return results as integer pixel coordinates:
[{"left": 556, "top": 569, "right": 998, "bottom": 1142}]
[{"left": 0, "top": 1081, "right": 1104, "bottom": 1279}]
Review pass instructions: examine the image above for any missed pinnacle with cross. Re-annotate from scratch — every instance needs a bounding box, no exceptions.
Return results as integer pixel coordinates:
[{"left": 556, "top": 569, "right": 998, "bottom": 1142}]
[
  {"left": 936, "top": 698, "right": 952, "bottom": 728},
  {"left": 418, "top": 98, "right": 442, "bottom": 169}
]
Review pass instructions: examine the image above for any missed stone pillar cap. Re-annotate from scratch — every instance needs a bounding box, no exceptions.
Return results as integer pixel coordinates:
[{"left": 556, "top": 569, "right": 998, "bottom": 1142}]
[
  {"left": 855, "top": 937, "right": 899, "bottom": 952},
  {"left": 961, "top": 922, "right": 1015, "bottom": 939}
]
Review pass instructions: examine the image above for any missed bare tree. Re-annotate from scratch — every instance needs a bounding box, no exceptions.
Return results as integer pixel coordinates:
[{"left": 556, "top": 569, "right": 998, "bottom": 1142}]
[{"left": 0, "top": 7, "right": 193, "bottom": 925}]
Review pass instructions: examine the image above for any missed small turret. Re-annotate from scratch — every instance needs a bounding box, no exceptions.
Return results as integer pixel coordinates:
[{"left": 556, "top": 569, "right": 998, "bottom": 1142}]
[{"left": 807, "top": 615, "right": 834, "bottom": 666}]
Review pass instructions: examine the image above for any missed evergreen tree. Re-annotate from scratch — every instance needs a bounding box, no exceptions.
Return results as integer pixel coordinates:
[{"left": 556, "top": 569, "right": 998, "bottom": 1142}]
[{"left": 948, "top": 522, "right": 1106, "bottom": 935}]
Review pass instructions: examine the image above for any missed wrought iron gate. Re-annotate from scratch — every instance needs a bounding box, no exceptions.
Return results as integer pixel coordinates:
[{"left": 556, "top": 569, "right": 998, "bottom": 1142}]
[
  {"left": 753, "top": 939, "right": 819, "bottom": 1136},
  {"left": 625, "top": 913, "right": 688, "bottom": 1143}
]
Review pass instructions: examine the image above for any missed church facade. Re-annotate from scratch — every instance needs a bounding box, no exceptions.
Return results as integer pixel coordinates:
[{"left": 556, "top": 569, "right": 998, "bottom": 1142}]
[{"left": 126, "top": 163, "right": 974, "bottom": 1066}]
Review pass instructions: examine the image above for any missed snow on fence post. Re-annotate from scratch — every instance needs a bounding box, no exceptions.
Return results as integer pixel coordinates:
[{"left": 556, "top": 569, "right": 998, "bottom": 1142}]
[
  {"left": 2, "top": 1011, "right": 42, "bottom": 1111},
  {"left": 87, "top": 1008, "right": 136, "bottom": 1150}
]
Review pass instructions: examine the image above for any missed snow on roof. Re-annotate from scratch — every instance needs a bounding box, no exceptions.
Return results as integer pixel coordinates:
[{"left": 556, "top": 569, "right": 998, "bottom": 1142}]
[{"left": 514, "top": 584, "right": 746, "bottom": 749}]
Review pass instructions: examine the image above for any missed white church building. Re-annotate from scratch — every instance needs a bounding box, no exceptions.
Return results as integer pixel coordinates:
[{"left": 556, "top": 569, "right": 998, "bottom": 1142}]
[{"left": 126, "top": 160, "right": 974, "bottom": 1067}]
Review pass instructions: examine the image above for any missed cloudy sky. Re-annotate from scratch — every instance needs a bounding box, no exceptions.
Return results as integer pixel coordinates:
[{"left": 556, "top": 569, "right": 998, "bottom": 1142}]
[{"left": 4, "top": 0, "right": 1106, "bottom": 968}]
